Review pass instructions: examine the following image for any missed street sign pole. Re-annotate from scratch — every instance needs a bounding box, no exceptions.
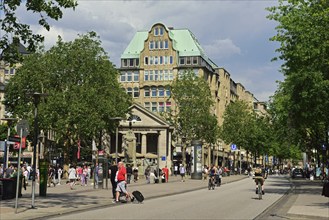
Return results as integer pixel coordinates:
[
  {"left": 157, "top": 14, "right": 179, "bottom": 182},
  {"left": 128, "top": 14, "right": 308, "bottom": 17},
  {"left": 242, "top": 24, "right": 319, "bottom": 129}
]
[{"left": 15, "top": 128, "right": 23, "bottom": 213}]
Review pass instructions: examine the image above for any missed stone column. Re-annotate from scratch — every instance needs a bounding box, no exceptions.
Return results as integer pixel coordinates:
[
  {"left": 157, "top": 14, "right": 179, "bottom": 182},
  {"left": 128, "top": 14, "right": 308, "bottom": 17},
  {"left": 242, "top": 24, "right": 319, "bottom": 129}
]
[{"left": 141, "top": 132, "right": 147, "bottom": 155}]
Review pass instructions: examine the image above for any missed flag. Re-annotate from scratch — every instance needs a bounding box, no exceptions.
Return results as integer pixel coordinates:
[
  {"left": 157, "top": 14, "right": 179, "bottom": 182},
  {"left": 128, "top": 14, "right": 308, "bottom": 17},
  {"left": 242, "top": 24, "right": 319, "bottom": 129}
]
[{"left": 77, "top": 139, "right": 81, "bottom": 159}]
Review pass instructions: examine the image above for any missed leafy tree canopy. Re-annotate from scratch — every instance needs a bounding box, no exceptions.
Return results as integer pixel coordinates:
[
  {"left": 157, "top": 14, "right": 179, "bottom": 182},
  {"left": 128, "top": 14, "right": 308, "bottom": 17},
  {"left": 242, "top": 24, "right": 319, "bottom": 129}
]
[
  {"left": 170, "top": 70, "right": 219, "bottom": 144},
  {"left": 0, "top": 0, "right": 78, "bottom": 64},
  {"left": 3, "top": 32, "right": 131, "bottom": 163}
]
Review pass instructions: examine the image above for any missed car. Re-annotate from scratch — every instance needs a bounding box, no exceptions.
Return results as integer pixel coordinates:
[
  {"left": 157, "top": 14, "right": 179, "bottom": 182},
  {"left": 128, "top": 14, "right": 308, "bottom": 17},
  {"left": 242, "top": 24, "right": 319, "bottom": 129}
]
[{"left": 291, "top": 168, "right": 304, "bottom": 178}]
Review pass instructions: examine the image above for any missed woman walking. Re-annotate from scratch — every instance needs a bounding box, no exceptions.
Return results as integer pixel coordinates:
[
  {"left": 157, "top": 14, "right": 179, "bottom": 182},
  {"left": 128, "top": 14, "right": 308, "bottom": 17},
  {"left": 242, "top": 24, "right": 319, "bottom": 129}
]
[{"left": 68, "top": 165, "right": 77, "bottom": 190}]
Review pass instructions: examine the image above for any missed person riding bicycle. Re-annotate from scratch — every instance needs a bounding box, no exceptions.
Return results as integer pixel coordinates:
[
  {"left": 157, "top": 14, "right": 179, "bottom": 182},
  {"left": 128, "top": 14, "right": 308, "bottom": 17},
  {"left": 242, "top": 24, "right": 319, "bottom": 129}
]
[{"left": 254, "top": 165, "right": 265, "bottom": 195}]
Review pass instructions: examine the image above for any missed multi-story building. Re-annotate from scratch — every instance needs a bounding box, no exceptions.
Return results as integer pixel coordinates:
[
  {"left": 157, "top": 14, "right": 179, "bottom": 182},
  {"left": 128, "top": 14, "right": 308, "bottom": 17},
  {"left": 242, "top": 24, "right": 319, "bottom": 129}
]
[{"left": 118, "top": 23, "right": 267, "bottom": 172}]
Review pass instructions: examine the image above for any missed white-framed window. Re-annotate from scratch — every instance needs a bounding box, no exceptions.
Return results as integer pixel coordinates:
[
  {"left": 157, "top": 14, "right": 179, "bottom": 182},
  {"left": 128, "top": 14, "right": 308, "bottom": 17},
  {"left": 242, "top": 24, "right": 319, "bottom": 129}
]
[
  {"left": 127, "top": 87, "right": 133, "bottom": 96},
  {"left": 4, "top": 69, "right": 9, "bottom": 75},
  {"left": 120, "top": 72, "right": 126, "bottom": 82},
  {"left": 159, "top": 27, "right": 164, "bottom": 36},
  {"left": 159, "top": 70, "right": 164, "bottom": 81},
  {"left": 151, "top": 102, "right": 157, "bottom": 112},
  {"left": 159, "top": 102, "right": 164, "bottom": 112},
  {"left": 164, "top": 40, "right": 168, "bottom": 49},
  {"left": 150, "top": 56, "right": 153, "bottom": 65},
  {"left": 151, "top": 86, "right": 157, "bottom": 97},
  {"left": 144, "top": 102, "right": 150, "bottom": 110},
  {"left": 186, "top": 57, "right": 191, "bottom": 65},
  {"left": 144, "top": 70, "right": 149, "bottom": 81},
  {"left": 170, "top": 56, "right": 173, "bottom": 64},
  {"left": 169, "top": 70, "right": 173, "bottom": 80},
  {"left": 154, "top": 70, "right": 158, "bottom": 81},
  {"left": 133, "top": 87, "right": 139, "bottom": 98},
  {"left": 129, "top": 59, "right": 134, "bottom": 67},
  {"left": 164, "top": 70, "right": 169, "bottom": 81},
  {"left": 144, "top": 56, "right": 148, "bottom": 65},
  {"left": 154, "top": 27, "right": 159, "bottom": 36},
  {"left": 159, "top": 56, "right": 163, "bottom": 65},
  {"left": 154, "top": 56, "right": 158, "bottom": 65},
  {"left": 149, "top": 41, "right": 154, "bottom": 50},
  {"left": 155, "top": 41, "right": 158, "bottom": 49},
  {"left": 166, "top": 86, "right": 171, "bottom": 97},
  {"left": 179, "top": 57, "right": 185, "bottom": 65},
  {"left": 127, "top": 72, "right": 132, "bottom": 82},
  {"left": 133, "top": 71, "right": 139, "bottom": 81},
  {"left": 149, "top": 70, "right": 154, "bottom": 81},
  {"left": 158, "top": 86, "right": 164, "bottom": 97},
  {"left": 164, "top": 56, "right": 168, "bottom": 64},
  {"left": 123, "top": 59, "right": 128, "bottom": 67},
  {"left": 193, "top": 57, "right": 198, "bottom": 65},
  {"left": 159, "top": 41, "right": 163, "bottom": 49},
  {"left": 144, "top": 87, "right": 150, "bottom": 97}
]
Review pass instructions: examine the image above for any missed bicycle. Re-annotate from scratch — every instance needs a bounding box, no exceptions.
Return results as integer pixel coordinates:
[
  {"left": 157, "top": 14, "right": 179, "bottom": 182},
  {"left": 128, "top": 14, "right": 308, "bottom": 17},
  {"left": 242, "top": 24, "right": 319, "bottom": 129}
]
[
  {"left": 254, "top": 176, "right": 264, "bottom": 200},
  {"left": 208, "top": 175, "right": 215, "bottom": 190}
]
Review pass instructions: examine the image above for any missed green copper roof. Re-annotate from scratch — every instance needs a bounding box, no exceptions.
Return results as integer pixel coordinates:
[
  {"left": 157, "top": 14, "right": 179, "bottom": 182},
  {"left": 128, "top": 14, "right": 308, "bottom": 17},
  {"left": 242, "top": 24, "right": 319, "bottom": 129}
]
[{"left": 121, "top": 24, "right": 217, "bottom": 68}]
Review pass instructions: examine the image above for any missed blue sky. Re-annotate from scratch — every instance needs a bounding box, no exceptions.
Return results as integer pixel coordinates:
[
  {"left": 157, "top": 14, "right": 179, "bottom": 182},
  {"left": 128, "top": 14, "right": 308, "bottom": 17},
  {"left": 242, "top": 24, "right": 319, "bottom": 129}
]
[{"left": 17, "top": 0, "right": 284, "bottom": 102}]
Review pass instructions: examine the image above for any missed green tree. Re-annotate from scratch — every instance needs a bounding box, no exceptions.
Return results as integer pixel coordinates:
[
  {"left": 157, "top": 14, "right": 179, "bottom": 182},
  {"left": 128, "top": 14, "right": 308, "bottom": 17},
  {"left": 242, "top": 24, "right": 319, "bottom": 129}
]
[
  {"left": 3, "top": 32, "right": 132, "bottom": 164},
  {"left": 170, "top": 69, "right": 219, "bottom": 144},
  {"left": 267, "top": 0, "right": 329, "bottom": 160},
  {"left": 0, "top": 0, "right": 78, "bottom": 63}
]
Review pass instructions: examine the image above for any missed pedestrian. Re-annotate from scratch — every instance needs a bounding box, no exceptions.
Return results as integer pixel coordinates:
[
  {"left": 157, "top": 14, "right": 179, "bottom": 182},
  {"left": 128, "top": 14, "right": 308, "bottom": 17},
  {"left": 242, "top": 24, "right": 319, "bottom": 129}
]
[
  {"left": 133, "top": 166, "right": 138, "bottom": 183},
  {"left": 57, "top": 166, "right": 62, "bottom": 185},
  {"left": 179, "top": 164, "right": 186, "bottom": 182},
  {"left": 109, "top": 161, "right": 118, "bottom": 199},
  {"left": 126, "top": 164, "right": 132, "bottom": 184},
  {"left": 94, "top": 164, "right": 99, "bottom": 188},
  {"left": 162, "top": 165, "right": 169, "bottom": 182},
  {"left": 68, "top": 165, "right": 77, "bottom": 190},
  {"left": 113, "top": 162, "right": 134, "bottom": 203},
  {"left": 217, "top": 165, "right": 223, "bottom": 186},
  {"left": 202, "top": 165, "right": 208, "bottom": 180},
  {"left": 47, "top": 165, "right": 56, "bottom": 187},
  {"left": 144, "top": 166, "right": 150, "bottom": 184}
]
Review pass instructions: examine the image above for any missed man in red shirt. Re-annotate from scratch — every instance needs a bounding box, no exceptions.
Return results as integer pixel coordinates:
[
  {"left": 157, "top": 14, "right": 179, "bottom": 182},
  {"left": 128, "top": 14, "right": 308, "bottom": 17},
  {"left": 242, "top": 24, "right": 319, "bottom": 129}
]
[
  {"left": 162, "top": 165, "right": 169, "bottom": 182},
  {"left": 114, "top": 162, "right": 134, "bottom": 203}
]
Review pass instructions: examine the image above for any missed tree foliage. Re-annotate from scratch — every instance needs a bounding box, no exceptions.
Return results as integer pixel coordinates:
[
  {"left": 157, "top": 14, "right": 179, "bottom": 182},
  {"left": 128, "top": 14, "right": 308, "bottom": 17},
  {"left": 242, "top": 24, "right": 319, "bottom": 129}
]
[
  {"left": 170, "top": 70, "right": 219, "bottom": 144},
  {"left": 3, "top": 32, "right": 131, "bottom": 163},
  {"left": 0, "top": 0, "right": 77, "bottom": 63},
  {"left": 220, "top": 100, "right": 272, "bottom": 161},
  {"left": 267, "top": 0, "right": 329, "bottom": 155}
]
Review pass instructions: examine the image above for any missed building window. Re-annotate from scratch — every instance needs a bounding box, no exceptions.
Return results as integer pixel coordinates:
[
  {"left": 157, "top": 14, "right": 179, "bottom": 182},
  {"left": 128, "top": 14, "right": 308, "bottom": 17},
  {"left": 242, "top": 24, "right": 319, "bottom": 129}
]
[
  {"left": 159, "top": 56, "right": 163, "bottom": 64},
  {"left": 154, "top": 56, "right": 158, "bottom": 65},
  {"left": 154, "top": 70, "right": 158, "bottom": 81},
  {"left": 123, "top": 59, "right": 128, "bottom": 67},
  {"left": 159, "top": 27, "right": 164, "bottom": 36},
  {"left": 144, "top": 87, "right": 150, "bottom": 97},
  {"left": 129, "top": 59, "right": 134, "bottom": 67},
  {"left": 193, "top": 57, "right": 198, "bottom": 65},
  {"left": 151, "top": 87, "right": 157, "bottom": 97},
  {"left": 170, "top": 56, "right": 173, "bottom": 64},
  {"left": 155, "top": 41, "right": 158, "bottom": 49},
  {"left": 158, "top": 87, "right": 164, "bottom": 97},
  {"left": 144, "top": 70, "right": 149, "bottom": 81},
  {"left": 144, "top": 57, "right": 148, "bottom": 65},
  {"left": 159, "top": 102, "right": 164, "bottom": 112},
  {"left": 144, "top": 102, "right": 150, "bottom": 110},
  {"left": 166, "top": 102, "right": 171, "bottom": 112},
  {"left": 186, "top": 57, "right": 191, "bottom": 65},
  {"left": 164, "top": 70, "right": 169, "bottom": 81},
  {"left": 164, "top": 40, "right": 168, "bottom": 49},
  {"left": 136, "top": 59, "right": 139, "bottom": 66},
  {"left": 150, "top": 56, "right": 153, "bottom": 65},
  {"left": 166, "top": 87, "right": 171, "bottom": 97},
  {"left": 149, "top": 41, "right": 154, "bottom": 50},
  {"left": 159, "top": 41, "right": 163, "bottom": 49},
  {"left": 149, "top": 70, "right": 154, "bottom": 81},
  {"left": 159, "top": 70, "right": 164, "bottom": 81},
  {"left": 4, "top": 69, "right": 9, "bottom": 75},
  {"left": 127, "top": 72, "right": 132, "bottom": 81},
  {"left": 169, "top": 70, "right": 173, "bottom": 80},
  {"left": 179, "top": 57, "right": 185, "bottom": 65},
  {"left": 127, "top": 87, "right": 133, "bottom": 96},
  {"left": 154, "top": 27, "right": 159, "bottom": 36},
  {"left": 133, "top": 87, "right": 139, "bottom": 98},
  {"left": 133, "top": 71, "right": 139, "bottom": 81},
  {"left": 151, "top": 102, "right": 157, "bottom": 112},
  {"left": 120, "top": 72, "right": 126, "bottom": 82},
  {"left": 164, "top": 56, "right": 168, "bottom": 64}
]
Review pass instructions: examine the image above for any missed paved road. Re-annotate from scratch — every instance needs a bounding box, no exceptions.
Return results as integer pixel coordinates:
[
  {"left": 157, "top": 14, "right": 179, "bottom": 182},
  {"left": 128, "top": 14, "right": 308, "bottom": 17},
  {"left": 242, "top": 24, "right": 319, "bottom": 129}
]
[{"left": 50, "top": 176, "right": 290, "bottom": 220}]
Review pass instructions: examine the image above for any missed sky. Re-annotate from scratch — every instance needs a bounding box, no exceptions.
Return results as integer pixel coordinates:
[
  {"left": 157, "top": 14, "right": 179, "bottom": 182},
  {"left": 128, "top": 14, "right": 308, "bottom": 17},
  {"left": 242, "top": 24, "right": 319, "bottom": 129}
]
[{"left": 17, "top": 0, "right": 284, "bottom": 102}]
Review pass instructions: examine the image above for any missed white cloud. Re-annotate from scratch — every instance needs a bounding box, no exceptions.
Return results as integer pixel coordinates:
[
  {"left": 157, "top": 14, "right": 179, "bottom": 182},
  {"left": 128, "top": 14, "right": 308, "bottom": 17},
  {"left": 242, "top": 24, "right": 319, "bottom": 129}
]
[{"left": 204, "top": 38, "right": 241, "bottom": 60}]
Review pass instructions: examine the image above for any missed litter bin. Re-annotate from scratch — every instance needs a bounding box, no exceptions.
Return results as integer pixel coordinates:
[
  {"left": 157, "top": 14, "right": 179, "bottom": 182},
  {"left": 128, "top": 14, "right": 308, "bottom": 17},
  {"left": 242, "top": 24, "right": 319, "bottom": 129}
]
[{"left": 0, "top": 178, "right": 22, "bottom": 200}]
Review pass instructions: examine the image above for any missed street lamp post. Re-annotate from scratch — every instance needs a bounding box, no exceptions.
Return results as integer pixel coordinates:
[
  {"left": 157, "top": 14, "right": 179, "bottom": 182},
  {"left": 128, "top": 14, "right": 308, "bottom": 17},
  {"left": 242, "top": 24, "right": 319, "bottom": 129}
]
[
  {"left": 1, "top": 118, "right": 17, "bottom": 170},
  {"left": 28, "top": 92, "right": 47, "bottom": 209},
  {"left": 156, "top": 130, "right": 161, "bottom": 184}
]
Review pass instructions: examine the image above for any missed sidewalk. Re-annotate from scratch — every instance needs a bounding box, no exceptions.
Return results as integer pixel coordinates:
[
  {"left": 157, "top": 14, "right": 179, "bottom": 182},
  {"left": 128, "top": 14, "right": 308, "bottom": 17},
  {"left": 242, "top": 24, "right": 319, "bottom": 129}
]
[{"left": 0, "top": 174, "right": 245, "bottom": 220}]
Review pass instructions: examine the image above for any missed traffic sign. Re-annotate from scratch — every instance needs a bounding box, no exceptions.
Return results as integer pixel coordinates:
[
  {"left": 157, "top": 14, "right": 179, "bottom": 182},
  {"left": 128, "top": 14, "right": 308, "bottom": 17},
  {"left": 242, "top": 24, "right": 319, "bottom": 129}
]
[
  {"left": 9, "top": 136, "right": 21, "bottom": 142},
  {"left": 16, "top": 119, "right": 29, "bottom": 137},
  {"left": 231, "top": 144, "right": 237, "bottom": 151}
]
